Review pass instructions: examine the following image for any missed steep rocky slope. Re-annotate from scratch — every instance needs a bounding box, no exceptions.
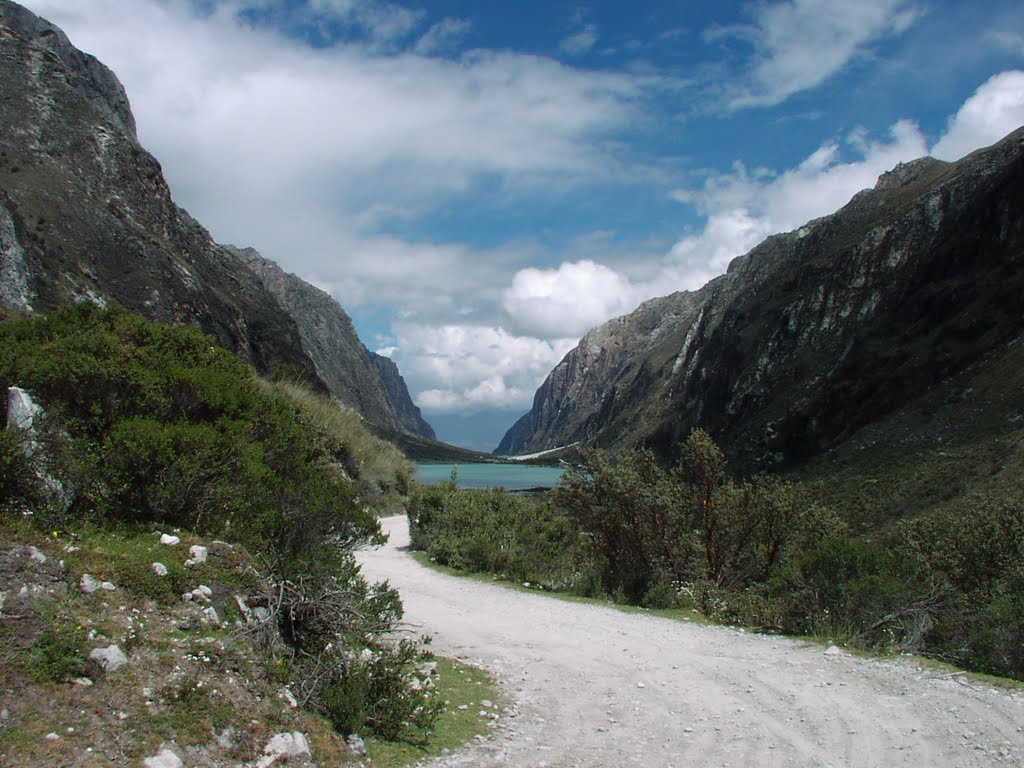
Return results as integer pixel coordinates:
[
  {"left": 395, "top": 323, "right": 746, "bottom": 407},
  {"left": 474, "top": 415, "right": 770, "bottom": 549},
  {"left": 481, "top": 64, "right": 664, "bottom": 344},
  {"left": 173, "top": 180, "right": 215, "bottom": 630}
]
[
  {"left": 370, "top": 351, "right": 436, "bottom": 440},
  {"left": 228, "top": 247, "right": 435, "bottom": 439},
  {"left": 0, "top": 0, "right": 432, "bottom": 438},
  {"left": 498, "top": 128, "right": 1024, "bottom": 468}
]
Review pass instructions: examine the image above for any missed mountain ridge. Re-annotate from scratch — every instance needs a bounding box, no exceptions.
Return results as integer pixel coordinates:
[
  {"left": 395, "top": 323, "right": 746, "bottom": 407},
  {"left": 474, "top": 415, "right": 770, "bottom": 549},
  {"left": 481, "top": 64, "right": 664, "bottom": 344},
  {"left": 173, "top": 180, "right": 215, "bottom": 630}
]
[
  {"left": 0, "top": 0, "right": 434, "bottom": 439},
  {"left": 497, "top": 127, "right": 1024, "bottom": 469}
]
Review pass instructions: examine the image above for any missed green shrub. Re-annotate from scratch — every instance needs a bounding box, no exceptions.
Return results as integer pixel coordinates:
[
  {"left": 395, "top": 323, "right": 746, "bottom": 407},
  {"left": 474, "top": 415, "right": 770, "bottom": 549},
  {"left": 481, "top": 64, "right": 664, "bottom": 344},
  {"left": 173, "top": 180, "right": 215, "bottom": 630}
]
[
  {"left": 0, "top": 303, "right": 380, "bottom": 570},
  {"left": 0, "top": 304, "right": 438, "bottom": 742},
  {"left": 409, "top": 481, "right": 582, "bottom": 589},
  {"left": 29, "top": 620, "right": 88, "bottom": 683},
  {"left": 318, "top": 640, "right": 441, "bottom": 743}
]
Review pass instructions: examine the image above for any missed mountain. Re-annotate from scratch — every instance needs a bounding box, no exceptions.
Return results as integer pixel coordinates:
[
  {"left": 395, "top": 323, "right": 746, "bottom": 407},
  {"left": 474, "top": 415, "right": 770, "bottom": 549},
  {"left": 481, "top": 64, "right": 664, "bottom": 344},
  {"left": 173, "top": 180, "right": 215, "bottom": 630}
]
[
  {"left": 497, "top": 127, "right": 1024, "bottom": 470},
  {"left": 369, "top": 350, "right": 436, "bottom": 440},
  {"left": 0, "top": 0, "right": 433, "bottom": 438},
  {"left": 228, "top": 246, "right": 435, "bottom": 439}
]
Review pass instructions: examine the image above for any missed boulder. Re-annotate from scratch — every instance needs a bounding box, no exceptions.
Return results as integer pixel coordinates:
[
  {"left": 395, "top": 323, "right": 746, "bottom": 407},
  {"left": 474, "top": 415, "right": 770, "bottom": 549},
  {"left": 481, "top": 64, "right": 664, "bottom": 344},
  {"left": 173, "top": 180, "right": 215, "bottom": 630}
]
[
  {"left": 255, "top": 732, "right": 311, "bottom": 767},
  {"left": 142, "top": 747, "right": 183, "bottom": 768},
  {"left": 89, "top": 644, "right": 128, "bottom": 673},
  {"left": 184, "top": 545, "right": 208, "bottom": 567}
]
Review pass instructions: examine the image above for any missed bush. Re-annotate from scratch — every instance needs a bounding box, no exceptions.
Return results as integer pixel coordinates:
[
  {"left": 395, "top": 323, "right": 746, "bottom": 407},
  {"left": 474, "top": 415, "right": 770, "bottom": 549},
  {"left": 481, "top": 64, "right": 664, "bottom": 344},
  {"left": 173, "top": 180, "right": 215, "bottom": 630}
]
[
  {"left": 409, "top": 479, "right": 582, "bottom": 589},
  {"left": 318, "top": 640, "right": 441, "bottom": 743},
  {"left": 0, "top": 304, "right": 438, "bottom": 741},
  {"left": 28, "top": 620, "right": 88, "bottom": 683},
  {"left": 0, "top": 303, "right": 381, "bottom": 570}
]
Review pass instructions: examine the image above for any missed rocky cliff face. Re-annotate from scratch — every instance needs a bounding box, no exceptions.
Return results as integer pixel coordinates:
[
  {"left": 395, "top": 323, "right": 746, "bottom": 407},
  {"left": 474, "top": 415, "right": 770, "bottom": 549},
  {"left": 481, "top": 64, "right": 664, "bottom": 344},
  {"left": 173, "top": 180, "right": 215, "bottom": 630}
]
[
  {"left": 497, "top": 128, "right": 1024, "bottom": 468},
  {"left": 229, "top": 247, "right": 435, "bottom": 439},
  {"left": 370, "top": 351, "right": 436, "bottom": 440},
  {"left": 0, "top": 1, "right": 432, "bottom": 438}
]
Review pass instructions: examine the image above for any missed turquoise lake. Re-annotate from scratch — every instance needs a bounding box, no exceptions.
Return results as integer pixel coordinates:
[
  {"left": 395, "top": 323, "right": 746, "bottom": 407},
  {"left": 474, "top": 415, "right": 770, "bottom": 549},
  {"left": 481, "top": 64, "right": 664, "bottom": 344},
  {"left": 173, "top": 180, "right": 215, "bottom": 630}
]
[{"left": 414, "top": 463, "right": 565, "bottom": 490}]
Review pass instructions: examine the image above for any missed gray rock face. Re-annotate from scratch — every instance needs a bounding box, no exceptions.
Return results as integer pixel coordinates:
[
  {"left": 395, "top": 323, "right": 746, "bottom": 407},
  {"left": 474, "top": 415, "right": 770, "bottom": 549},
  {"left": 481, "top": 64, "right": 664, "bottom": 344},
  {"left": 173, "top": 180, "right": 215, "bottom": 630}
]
[
  {"left": 89, "top": 644, "right": 128, "bottom": 673},
  {"left": 0, "top": 1, "right": 314, "bottom": 381},
  {"left": 6, "top": 386, "right": 40, "bottom": 432},
  {"left": 370, "top": 351, "right": 436, "bottom": 439},
  {"left": 0, "top": 1, "right": 432, "bottom": 438},
  {"left": 142, "top": 748, "right": 183, "bottom": 768},
  {"left": 498, "top": 127, "right": 1024, "bottom": 468},
  {"left": 228, "top": 246, "right": 433, "bottom": 437}
]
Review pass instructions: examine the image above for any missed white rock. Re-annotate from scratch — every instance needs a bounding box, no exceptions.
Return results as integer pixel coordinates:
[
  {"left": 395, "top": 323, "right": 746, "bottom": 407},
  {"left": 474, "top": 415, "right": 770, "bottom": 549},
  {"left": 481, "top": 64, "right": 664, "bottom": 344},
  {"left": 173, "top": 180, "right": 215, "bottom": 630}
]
[
  {"left": 80, "top": 574, "right": 100, "bottom": 594},
  {"left": 99, "top": 581, "right": 116, "bottom": 592},
  {"left": 824, "top": 645, "right": 843, "bottom": 656},
  {"left": 27, "top": 546, "right": 46, "bottom": 564},
  {"left": 44, "top": 732, "right": 60, "bottom": 742},
  {"left": 89, "top": 644, "right": 129, "bottom": 673},
  {"left": 7, "top": 387, "right": 40, "bottom": 431},
  {"left": 159, "top": 534, "right": 180, "bottom": 546},
  {"left": 202, "top": 606, "right": 220, "bottom": 623},
  {"left": 71, "top": 677, "right": 94, "bottom": 686},
  {"left": 256, "top": 732, "right": 311, "bottom": 767},
  {"left": 142, "top": 747, "right": 183, "bottom": 768},
  {"left": 347, "top": 733, "right": 367, "bottom": 756},
  {"left": 182, "top": 592, "right": 194, "bottom": 602},
  {"left": 197, "top": 584, "right": 213, "bottom": 598},
  {"left": 151, "top": 562, "right": 168, "bottom": 576},
  {"left": 233, "top": 594, "right": 253, "bottom": 621},
  {"left": 184, "top": 545, "right": 208, "bottom": 567}
]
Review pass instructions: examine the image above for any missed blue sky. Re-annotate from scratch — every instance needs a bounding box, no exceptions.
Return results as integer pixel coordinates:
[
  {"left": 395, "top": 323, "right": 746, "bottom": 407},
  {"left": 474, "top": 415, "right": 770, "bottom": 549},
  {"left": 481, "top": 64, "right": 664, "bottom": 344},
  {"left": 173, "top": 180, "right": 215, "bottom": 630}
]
[{"left": 23, "top": 0, "right": 1024, "bottom": 450}]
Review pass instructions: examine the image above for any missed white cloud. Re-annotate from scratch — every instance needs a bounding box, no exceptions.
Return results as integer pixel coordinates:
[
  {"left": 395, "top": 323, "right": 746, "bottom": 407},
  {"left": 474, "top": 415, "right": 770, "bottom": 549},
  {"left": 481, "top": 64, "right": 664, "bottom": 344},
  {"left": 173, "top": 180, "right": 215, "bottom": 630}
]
[
  {"left": 710, "top": 0, "right": 922, "bottom": 110},
  {"left": 560, "top": 24, "right": 599, "bottom": 56},
  {"left": 502, "top": 260, "right": 643, "bottom": 338},
  {"left": 414, "top": 18, "right": 472, "bottom": 55},
  {"left": 931, "top": 70, "right": 1024, "bottom": 161},
  {"left": 660, "top": 119, "right": 928, "bottom": 288},
  {"left": 21, "top": 1, "right": 641, "bottom": 203},
  {"left": 392, "top": 324, "right": 577, "bottom": 414}
]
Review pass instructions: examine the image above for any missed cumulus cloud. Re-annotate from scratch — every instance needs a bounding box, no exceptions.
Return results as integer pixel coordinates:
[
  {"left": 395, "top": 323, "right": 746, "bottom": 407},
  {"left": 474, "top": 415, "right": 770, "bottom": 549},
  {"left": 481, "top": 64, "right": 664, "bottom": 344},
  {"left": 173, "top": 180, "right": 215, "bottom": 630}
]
[
  {"left": 391, "top": 324, "right": 577, "bottom": 414},
  {"left": 502, "top": 260, "right": 643, "bottom": 338},
  {"left": 710, "top": 0, "right": 922, "bottom": 110},
  {"left": 931, "top": 70, "right": 1024, "bottom": 161}
]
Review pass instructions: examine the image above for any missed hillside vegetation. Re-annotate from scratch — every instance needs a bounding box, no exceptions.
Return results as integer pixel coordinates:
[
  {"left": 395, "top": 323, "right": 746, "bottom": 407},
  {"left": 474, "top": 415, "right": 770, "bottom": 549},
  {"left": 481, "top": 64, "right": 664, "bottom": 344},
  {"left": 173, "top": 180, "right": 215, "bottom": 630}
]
[
  {"left": 410, "top": 425, "right": 1024, "bottom": 681},
  {"left": 0, "top": 303, "right": 480, "bottom": 765}
]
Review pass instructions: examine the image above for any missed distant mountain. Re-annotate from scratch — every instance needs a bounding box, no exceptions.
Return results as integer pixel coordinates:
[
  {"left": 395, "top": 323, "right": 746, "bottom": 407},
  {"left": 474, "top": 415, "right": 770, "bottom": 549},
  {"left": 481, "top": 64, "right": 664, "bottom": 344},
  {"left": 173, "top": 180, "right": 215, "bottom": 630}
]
[
  {"left": 497, "top": 127, "right": 1024, "bottom": 470},
  {"left": 0, "top": 0, "right": 433, "bottom": 439},
  {"left": 369, "top": 351, "right": 436, "bottom": 440}
]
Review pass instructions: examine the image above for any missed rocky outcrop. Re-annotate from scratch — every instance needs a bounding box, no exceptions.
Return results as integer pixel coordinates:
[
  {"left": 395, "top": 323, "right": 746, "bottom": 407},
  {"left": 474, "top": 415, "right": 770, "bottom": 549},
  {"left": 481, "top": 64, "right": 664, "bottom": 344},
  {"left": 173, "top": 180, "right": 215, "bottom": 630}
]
[
  {"left": 498, "top": 127, "right": 1024, "bottom": 468},
  {"left": 0, "top": 0, "right": 312, "bottom": 377},
  {"left": 228, "top": 246, "right": 434, "bottom": 438},
  {"left": 370, "top": 351, "right": 436, "bottom": 440},
  {"left": 0, "top": 1, "right": 432, "bottom": 438}
]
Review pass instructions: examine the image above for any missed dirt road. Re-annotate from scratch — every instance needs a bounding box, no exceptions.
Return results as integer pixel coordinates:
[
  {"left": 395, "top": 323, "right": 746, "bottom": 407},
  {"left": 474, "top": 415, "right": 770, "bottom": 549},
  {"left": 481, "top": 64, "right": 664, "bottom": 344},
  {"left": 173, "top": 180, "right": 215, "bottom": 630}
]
[{"left": 357, "top": 515, "right": 1024, "bottom": 767}]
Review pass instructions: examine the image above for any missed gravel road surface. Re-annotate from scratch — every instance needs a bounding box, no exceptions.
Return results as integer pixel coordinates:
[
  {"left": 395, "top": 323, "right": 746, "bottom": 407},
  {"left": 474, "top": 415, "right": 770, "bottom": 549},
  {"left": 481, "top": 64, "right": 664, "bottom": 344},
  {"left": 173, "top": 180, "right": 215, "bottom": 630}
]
[{"left": 357, "top": 515, "right": 1024, "bottom": 768}]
